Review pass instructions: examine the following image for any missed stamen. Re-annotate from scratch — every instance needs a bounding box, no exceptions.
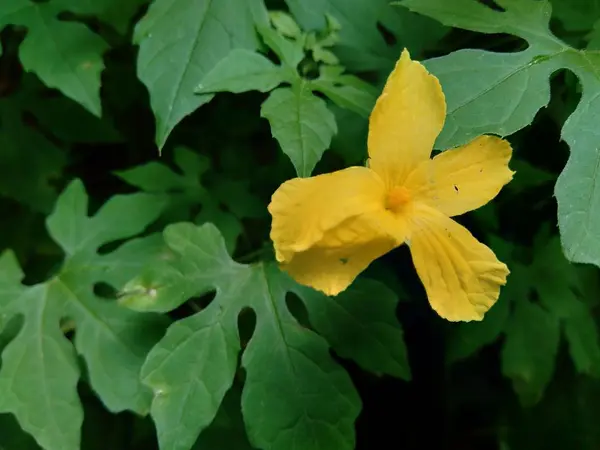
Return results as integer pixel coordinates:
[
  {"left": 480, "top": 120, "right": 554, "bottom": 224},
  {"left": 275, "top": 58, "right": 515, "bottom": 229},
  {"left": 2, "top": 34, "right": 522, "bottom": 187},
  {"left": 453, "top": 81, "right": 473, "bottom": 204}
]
[{"left": 386, "top": 186, "right": 411, "bottom": 213}]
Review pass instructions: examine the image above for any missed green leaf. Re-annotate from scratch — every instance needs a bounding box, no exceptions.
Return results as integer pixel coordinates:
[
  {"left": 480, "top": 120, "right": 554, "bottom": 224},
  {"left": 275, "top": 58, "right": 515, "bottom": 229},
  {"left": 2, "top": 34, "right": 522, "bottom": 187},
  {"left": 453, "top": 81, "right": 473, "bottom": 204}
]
[
  {"left": 122, "top": 223, "right": 361, "bottom": 450},
  {"left": 449, "top": 235, "right": 600, "bottom": 401},
  {"left": 116, "top": 147, "right": 258, "bottom": 253},
  {"left": 399, "top": 0, "right": 600, "bottom": 273},
  {"left": 261, "top": 83, "right": 337, "bottom": 176},
  {"left": 502, "top": 300, "right": 560, "bottom": 406},
  {"left": 192, "top": 384, "right": 253, "bottom": 450},
  {"left": 284, "top": 0, "right": 447, "bottom": 70},
  {"left": 446, "top": 287, "right": 511, "bottom": 363},
  {"left": 564, "top": 300, "right": 600, "bottom": 377},
  {"left": 292, "top": 279, "right": 410, "bottom": 379},
  {"left": 18, "top": 74, "right": 122, "bottom": 143},
  {"left": 329, "top": 105, "right": 368, "bottom": 165},
  {"left": 550, "top": 0, "right": 600, "bottom": 32},
  {"left": 312, "top": 45, "right": 339, "bottom": 65},
  {"left": 424, "top": 47, "right": 561, "bottom": 149},
  {"left": 506, "top": 160, "right": 555, "bottom": 193},
  {"left": 134, "top": 0, "right": 259, "bottom": 149},
  {"left": 0, "top": 0, "right": 108, "bottom": 115},
  {"left": 0, "top": 97, "right": 66, "bottom": 213},
  {"left": 53, "top": 0, "right": 147, "bottom": 34},
  {"left": 195, "top": 49, "right": 287, "bottom": 94},
  {"left": 0, "top": 181, "right": 170, "bottom": 450},
  {"left": 309, "top": 66, "right": 377, "bottom": 118},
  {"left": 257, "top": 25, "right": 305, "bottom": 69},
  {"left": 268, "top": 10, "right": 302, "bottom": 38}
]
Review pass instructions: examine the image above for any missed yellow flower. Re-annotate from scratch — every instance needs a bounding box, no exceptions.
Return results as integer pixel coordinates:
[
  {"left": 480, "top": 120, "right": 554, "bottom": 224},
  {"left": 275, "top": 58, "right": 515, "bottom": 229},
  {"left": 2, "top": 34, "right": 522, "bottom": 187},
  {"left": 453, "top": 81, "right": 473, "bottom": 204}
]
[{"left": 267, "top": 49, "right": 514, "bottom": 322}]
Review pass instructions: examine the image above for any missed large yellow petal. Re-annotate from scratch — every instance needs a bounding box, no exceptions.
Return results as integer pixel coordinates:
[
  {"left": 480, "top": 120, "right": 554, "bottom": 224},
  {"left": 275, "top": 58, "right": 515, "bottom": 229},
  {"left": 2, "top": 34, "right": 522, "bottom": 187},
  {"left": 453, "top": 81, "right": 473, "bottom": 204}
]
[
  {"left": 406, "top": 135, "right": 514, "bottom": 217},
  {"left": 408, "top": 204, "right": 509, "bottom": 322},
  {"left": 268, "top": 167, "right": 388, "bottom": 262},
  {"left": 367, "top": 49, "right": 446, "bottom": 188},
  {"left": 281, "top": 211, "right": 407, "bottom": 295}
]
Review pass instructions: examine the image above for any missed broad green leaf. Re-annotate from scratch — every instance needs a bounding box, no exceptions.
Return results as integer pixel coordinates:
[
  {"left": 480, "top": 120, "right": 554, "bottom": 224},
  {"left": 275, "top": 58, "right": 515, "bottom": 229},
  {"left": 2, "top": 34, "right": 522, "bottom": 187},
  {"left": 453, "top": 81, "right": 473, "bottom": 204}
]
[
  {"left": 0, "top": 180, "right": 170, "bottom": 450},
  {"left": 261, "top": 83, "right": 337, "bottom": 176},
  {"left": 0, "top": 97, "right": 66, "bottom": 213},
  {"left": 424, "top": 47, "right": 562, "bottom": 149},
  {"left": 292, "top": 279, "right": 410, "bottom": 379},
  {"left": 0, "top": 0, "right": 108, "bottom": 115},
  {"left": 399, "top": 0, "right": 600, "bottom": 273},
  {"left": 309, "top": 66, "right": 377, "bottom": 118},
  {"left": 116, "top": 147, "right": 260, "bottom": 253},
  {"left": 195, "top": 49, "right": 288, "bottom": 94},
  {"left": 502, "top": 300, "right": 560, "bottom": 406},
  {"left": 122, "top": 223, "right": 361, "bottom": 450},
  {"left": 134, "top": 0, "right": 259, "bottom": 149},
  {"left": 284, "top": 0, "right": 447, "bottom": 70},
  {"left": 53, "top": 0, "right": 147, "bottom": 34}
]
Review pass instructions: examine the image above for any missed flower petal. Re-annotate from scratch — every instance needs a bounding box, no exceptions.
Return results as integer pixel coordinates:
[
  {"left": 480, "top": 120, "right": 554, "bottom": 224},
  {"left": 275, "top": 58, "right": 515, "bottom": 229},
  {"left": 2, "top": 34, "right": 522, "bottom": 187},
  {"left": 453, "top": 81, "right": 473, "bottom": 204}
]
[
  {"left": 406, "top": 135, "right": 514, "bottom": 217},
  {"left": 367, "top": 49, "right": 446, "bottom": 187},
  {"left": 268, "top": 167, "right": 387, "bottom": 261},
  {"left": 280, "top": 211, "right": 405, "bottom": 295},
  {"left": 408, "top": 205, "right": 509, "bottom": 322}
]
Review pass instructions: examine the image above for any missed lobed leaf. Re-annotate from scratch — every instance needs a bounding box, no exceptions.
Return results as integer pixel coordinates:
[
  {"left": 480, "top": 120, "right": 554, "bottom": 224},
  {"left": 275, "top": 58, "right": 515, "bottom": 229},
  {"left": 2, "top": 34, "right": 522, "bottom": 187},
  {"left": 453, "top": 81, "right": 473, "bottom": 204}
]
[
  {"left": 0, "top": 180, "right": 170, "bottom": 450},
  {"left": 122, "top": 222, "right": 410, "bottom": 450},
  {"left": 400, "top": 0, "right": 600, "bottom": 279}
]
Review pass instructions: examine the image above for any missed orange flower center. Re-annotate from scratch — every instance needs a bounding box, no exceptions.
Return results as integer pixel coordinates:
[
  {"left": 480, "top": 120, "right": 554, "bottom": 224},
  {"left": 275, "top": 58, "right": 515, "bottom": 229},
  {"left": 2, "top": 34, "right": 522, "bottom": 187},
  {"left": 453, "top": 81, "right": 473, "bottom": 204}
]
[{"left": 386, "top": 186, "right": 411, "bottom": 213}]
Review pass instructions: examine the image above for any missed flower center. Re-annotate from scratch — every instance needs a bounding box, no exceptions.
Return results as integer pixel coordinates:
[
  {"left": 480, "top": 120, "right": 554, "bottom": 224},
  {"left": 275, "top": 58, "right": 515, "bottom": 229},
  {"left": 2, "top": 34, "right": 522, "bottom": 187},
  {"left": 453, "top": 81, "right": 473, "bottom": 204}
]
[{"left": 386, "top": 186, "right": 411, "bottom": 213}]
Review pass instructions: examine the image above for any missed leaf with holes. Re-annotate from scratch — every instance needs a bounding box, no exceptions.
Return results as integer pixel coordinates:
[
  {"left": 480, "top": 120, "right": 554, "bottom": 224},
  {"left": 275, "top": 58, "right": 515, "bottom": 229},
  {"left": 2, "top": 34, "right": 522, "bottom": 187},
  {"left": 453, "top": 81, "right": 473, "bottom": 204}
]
[
  {"left": 134, "top": 0, "right": 259, "bottom": 149},
  {"left": 399, "top": 0, "right": 600, "bottom": 275},
  {"left": 120, "top": 222, "right": 410, "bottom": 450},
  {"left": 0, "top": 0, "right": 108, "bottom": 115},
  {"left": 261, "top": 83, "right": 337, "bottom": 176},
  {"left": 0, "top": 180, "right": 170, "bottom": 450}
]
